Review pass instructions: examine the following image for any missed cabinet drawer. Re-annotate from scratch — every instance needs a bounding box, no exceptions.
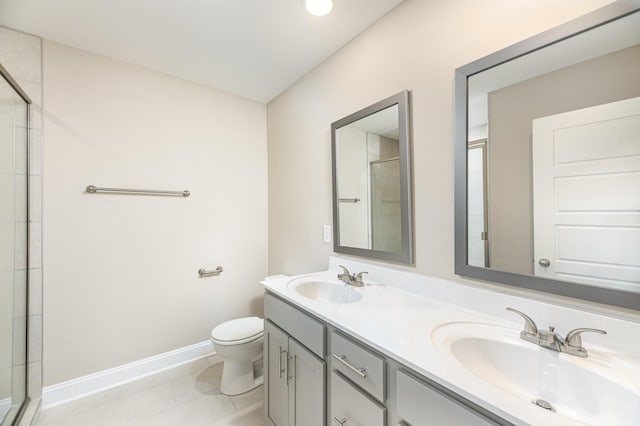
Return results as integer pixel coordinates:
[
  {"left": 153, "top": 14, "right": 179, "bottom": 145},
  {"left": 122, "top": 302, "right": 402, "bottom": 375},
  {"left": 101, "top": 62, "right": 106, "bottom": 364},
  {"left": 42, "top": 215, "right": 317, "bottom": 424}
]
[
  {"left": 264, "top": 292, "right": 325, "bottom": 358},
  {"left": 331, "top": 371, "right": 385, "bottom": 426},
  {"left": 331, "top": 331, "right": 385, "bottom": 402},
  {"left": 396, "top": 370, "right": 498, "bottom": 426}
]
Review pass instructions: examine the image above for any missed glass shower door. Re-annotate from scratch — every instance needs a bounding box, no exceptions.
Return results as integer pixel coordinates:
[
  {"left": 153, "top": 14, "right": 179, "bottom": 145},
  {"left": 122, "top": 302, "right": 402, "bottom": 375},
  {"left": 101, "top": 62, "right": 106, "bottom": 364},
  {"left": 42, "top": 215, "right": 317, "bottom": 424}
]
[{"left": 0, "top": 65, "right": 29, "bottom": 425}]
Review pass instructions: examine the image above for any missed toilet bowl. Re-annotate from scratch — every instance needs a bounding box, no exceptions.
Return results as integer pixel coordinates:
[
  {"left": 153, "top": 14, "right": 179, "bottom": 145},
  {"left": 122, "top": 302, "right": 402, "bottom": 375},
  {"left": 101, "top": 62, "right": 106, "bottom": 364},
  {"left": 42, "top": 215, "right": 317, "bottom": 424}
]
[{"left": 210, "top": 316, "right": 264, "bottom": 395}]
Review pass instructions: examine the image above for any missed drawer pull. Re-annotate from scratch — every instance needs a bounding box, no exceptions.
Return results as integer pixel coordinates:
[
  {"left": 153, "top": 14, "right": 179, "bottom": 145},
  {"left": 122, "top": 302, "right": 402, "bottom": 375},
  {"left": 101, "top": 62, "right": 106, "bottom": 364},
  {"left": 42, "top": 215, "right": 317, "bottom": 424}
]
[
  {"left": 333, "top": 417, "right": 348, "bottom": 425},
  {"left": 332, "top": 353, "right": 367, "bottom": 379},
  {"left": 399, "top": 421, "right": 412, "bottom": 426}
]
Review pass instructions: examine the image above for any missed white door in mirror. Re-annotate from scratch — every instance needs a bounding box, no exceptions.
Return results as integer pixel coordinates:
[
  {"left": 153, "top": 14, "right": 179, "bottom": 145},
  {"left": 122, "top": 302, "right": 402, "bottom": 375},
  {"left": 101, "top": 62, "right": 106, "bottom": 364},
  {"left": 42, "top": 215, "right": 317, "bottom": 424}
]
[{"left": 532, "top": 96, "right": 640, "bottom": 289}]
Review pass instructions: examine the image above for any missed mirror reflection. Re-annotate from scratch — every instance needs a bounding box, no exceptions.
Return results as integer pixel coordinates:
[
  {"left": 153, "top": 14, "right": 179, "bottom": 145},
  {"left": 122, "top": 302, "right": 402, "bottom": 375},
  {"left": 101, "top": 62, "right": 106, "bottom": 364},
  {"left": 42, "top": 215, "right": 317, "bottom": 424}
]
[
  {"left": 465, "top": 10, "right": 640, "bottom": 293},
  {"left": 336, "top": 104, "right": 401, "bottom": 252},
  {"left": 332, "top": 91, "right": 412, "bottom": 264}
]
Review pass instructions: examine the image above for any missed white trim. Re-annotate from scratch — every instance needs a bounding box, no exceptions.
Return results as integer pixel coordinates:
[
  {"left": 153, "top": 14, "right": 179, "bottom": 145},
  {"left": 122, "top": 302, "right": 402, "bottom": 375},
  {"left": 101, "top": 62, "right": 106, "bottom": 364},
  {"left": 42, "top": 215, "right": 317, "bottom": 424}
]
[{"left": 42, "top": 340, "right": 215, "bottom": 408}]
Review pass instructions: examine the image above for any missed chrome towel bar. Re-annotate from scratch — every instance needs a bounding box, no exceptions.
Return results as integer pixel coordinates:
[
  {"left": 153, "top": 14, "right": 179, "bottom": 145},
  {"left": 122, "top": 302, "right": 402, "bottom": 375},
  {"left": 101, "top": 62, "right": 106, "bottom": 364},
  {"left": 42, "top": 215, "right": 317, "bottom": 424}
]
[
  {"left": 198, "top": 266, "right": 223, "bottom": 277},
  {"left": 86, "top": 185, "right": 190, "bottom": 197},
  {"left": 338, "top": 197, "right": 360, "bottom": 203}
]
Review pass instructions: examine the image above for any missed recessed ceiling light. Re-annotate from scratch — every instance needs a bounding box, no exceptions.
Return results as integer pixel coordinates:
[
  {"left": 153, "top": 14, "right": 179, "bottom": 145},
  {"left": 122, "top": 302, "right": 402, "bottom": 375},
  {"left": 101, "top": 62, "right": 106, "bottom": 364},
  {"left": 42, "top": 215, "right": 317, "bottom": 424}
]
[{"left": 305, "top": 0, "right": 333, "bottom": 17}]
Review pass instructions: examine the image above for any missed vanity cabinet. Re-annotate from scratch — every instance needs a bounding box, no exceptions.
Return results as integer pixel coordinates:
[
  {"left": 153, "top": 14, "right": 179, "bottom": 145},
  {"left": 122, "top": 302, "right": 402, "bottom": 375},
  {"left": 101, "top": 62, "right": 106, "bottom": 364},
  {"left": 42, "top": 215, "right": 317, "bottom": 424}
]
[
  {"left": 264, "top": 291, "right": 510, "bottom": 426},
  {"left": 264, "top": 294, "right": 326, "bottom": 426}
]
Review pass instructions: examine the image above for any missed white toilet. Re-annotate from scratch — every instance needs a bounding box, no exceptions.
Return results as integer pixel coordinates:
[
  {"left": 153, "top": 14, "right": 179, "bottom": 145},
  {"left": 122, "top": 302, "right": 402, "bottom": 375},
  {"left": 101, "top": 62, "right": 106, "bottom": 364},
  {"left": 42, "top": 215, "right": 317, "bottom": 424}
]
[{"left": 210, "top": 316, "right": 264, "bottom": 395}]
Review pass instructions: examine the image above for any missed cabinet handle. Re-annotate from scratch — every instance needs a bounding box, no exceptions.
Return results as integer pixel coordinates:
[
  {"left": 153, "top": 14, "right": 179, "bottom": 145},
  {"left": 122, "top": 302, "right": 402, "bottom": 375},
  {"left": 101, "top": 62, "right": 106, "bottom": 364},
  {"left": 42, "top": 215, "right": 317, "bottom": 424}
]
[
  {"left": 287, "top": 355, "right": 295, "bottom": 382},
  {"left": 279, "top": 347, "right": 286, "bottom": 379},
  {"left": 332, "top": 354, "right": 367, "bottom": 379},
  {"left": 333, "top": 417, "right": 348, "bottom": 425},
  {"left": 399, "top": 421, "right": 412, "bottom": 426}
]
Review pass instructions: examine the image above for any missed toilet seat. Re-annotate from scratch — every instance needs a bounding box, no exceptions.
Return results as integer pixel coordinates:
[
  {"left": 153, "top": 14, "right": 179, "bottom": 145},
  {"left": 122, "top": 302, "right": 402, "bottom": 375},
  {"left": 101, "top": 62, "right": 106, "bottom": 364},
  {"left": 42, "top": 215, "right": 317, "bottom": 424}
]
[{"left": 211, "top": 316, "right": 264, "bottom": 346}]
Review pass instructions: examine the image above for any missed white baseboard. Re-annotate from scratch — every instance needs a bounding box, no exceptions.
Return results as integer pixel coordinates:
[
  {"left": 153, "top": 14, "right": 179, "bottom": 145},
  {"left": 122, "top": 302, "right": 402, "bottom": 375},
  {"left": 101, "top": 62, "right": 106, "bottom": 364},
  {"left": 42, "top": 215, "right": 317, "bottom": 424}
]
[{"left": 42, "top": 340, "right": 215, "bottom": 408}]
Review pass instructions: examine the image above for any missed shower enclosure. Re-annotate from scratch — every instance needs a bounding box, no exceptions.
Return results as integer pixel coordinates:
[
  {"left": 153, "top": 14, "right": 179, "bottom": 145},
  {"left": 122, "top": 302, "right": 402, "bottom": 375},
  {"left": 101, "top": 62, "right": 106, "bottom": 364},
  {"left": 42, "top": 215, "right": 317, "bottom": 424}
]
[{"left": 0, "top": 62, "right": 30, "bottom": 425}]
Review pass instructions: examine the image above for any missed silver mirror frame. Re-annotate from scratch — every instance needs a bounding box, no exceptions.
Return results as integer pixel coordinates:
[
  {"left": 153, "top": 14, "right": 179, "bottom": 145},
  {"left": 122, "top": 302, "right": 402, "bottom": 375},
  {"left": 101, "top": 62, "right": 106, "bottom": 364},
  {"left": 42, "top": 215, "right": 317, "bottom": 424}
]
[
  {"left": 454, "top": 1, "right": 640, "bottom": 311},
  {"left": 332, "top": 90, "right": 414, "bottom": 264}
]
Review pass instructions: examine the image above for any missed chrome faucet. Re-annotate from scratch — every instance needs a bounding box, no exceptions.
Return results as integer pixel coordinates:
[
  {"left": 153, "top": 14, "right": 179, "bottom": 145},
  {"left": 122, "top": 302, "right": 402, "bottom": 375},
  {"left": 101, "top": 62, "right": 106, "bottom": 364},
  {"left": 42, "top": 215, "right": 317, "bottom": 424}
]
[
  {"left": 337, "top": 265, "right": 368, "bottom": 287},
  {"left": 506, "top": 308, "right": 606, "bottom": 358}
]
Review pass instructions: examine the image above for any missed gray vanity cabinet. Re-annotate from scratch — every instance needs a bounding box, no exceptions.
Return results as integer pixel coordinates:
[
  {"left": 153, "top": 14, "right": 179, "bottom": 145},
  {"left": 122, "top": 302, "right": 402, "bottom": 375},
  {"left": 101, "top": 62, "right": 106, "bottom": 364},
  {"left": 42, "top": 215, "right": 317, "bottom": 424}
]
[
  {"left": 264, "top": 291, "right": 509, "bottom": 426},
  {"left": 264, "top": 293, "right": 326, "bottom": 426}
]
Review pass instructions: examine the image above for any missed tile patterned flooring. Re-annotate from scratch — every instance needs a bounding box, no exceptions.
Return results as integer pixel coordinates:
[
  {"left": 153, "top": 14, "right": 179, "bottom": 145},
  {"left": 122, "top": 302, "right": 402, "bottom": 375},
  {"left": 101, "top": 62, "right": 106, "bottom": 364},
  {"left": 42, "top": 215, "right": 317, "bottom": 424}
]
[{"left": 39, "top": 357, "right": 264, "bottom": 426}]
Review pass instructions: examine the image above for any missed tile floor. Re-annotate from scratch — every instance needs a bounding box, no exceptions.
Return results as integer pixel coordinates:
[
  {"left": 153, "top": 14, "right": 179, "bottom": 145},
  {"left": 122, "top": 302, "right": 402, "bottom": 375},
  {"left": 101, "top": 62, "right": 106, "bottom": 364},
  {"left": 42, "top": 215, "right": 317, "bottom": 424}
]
[{"left": 39, "top": 357, "right": 264, "bottom": 426}]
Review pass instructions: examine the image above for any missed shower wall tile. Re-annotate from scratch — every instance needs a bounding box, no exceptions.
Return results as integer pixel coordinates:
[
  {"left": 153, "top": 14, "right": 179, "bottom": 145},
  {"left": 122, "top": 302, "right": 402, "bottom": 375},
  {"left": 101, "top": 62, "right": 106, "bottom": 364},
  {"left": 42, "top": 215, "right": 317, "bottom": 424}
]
[
  {"left": 0, "top": 29, "right": 41, "bottom": 84},
  {"left": 28, "top": 314, "right": 42, "bottom": 364},
  {"left": 0, "top": 174, "right": 15, "bottom": 221},
  {"left": 13, "top": 269, "right": 27, "bottom": 317},
  {"left": 9, "top": 33, "right": 41, "bottom": 84},
  {"left": 12, "top": 365, "right": 26, "bottom": 401},
  {"left": 30, "top": 175, "right": 42, "bottom": 222},
  {"left": 30, "top": 104, "right": 41, "bottom": 130},
  {"left": 17, "top": 80, "right": 41, "bottom": 105},
  {"left": 28, "top": 268, "right": 43, "bottom": 316},
  {"left": 0, "top": 222, "right": 15, "bottom": 269},
  {"left": 29, "top": 129, "right": 41, "bottom": 176},
  {"left": 12, "top": 315, "right": 26, "bottom": 366},
  {"left": 0, "top": 27, "right": 18, "bottom": 64},
  {"left": 15, "top": 173, "right": 27, "bottom": 221},
  {"left": 19, "top": 80, "right": 42, "bottom": 131},
  {"left": 15, "top": 126, "right": 28, "bottom": 175},
  {"left": 28, "top": 222, "right": 42, "bottom": 269},
  {"left": 14, "top": 221, "right": 27, "bottom": 269},
  {"left": 28, "top": 360, "right": 42, "bottom": 398},
  {"left": 0, "top": 123, "right": 14, "bottom": 173},
  {"left": 14, "top": 100, "right": 28, "bottom": 128}
]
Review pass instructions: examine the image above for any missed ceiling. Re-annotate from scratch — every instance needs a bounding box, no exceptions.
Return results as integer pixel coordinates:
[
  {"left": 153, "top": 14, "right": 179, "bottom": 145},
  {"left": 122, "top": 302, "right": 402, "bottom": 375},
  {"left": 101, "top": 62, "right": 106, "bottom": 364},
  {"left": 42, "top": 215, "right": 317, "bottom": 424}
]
[{"left": 0, "top": 0, "right": 403, "bottom": 103}]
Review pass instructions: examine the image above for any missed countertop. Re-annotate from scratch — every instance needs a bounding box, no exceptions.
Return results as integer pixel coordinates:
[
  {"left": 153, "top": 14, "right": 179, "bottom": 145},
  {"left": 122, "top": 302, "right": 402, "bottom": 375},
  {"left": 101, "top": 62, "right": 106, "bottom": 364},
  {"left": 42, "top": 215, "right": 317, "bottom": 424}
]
[{"left": 261, "top": 270, "right": 638, "bottom": 426}]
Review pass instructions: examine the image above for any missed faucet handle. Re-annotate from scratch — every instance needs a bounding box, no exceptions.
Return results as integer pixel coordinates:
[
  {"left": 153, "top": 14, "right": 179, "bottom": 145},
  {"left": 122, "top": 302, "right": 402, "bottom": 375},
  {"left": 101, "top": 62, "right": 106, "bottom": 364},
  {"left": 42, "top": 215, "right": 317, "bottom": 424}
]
[
  {"left": 354, "top": 271, "right": 368, "bottom": 284},
  {"left": 338, "top": 265, "right": 351, "bottom": 276},
  {"left": 506, "top": 307, "right": 538, "bottom": 336},
  {"left": 565, "top": 328, "right": 607, "bottom": 348}
]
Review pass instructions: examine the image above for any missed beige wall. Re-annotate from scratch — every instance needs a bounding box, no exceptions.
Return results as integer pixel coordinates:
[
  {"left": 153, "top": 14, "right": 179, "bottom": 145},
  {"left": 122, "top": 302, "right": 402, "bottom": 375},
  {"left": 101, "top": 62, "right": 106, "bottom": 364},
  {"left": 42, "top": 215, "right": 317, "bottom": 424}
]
[
  {"left": 43, "top": 42, "right": 268, "bottom": 386},
  {"left": 267, "top": 0, "right": 615, "bottom": 278},
  {"left": 488, "top": 44, "right": 640, "bottom": 275}
]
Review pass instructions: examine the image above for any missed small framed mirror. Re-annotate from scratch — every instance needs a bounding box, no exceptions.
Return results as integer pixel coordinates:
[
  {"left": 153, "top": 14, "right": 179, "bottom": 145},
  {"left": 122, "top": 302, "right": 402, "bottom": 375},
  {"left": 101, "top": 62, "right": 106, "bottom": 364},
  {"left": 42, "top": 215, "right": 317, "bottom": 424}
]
[{"left": 331, "top": 91, "right": 413, "bottom": 264}]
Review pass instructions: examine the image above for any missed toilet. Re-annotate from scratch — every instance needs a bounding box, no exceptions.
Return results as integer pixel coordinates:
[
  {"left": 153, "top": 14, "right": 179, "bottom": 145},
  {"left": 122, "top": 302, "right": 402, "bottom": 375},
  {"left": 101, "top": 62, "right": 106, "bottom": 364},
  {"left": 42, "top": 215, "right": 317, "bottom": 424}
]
[{"left": 210, "top": 316, "right": 264, "bottom": 395}]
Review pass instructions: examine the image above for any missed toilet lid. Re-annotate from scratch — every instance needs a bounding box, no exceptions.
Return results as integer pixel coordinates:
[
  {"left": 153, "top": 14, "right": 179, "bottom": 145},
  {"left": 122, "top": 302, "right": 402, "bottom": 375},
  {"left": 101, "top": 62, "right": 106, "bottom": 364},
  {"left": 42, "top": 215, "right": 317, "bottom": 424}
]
[{"left": 211, "top": 317, "right": 264, "bottom": 344}]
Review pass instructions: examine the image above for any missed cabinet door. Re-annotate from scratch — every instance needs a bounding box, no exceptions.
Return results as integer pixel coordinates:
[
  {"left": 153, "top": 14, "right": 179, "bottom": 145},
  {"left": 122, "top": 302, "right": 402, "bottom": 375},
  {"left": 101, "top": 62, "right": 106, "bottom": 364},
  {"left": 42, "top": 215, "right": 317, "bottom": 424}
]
[
  {"left": 265, "top": 321, "right": 289, "bottom": 426},
  {"left": 289, "top": 338, "right": 325, "bottom": 426}
]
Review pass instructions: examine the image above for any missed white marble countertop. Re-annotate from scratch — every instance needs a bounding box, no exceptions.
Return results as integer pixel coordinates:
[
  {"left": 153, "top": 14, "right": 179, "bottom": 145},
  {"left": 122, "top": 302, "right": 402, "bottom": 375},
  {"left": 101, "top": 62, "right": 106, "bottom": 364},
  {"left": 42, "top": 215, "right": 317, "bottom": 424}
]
[{"left": 261, "top": 270, "right": 640, "bottom": 426}]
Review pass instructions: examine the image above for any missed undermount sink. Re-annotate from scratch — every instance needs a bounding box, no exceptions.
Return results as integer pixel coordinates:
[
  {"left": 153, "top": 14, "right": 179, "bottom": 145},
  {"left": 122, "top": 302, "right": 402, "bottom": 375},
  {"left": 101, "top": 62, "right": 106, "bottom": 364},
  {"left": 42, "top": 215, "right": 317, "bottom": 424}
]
[
  {"left": 287, "top": 275, "right": 362, "bottom": 304},
  {"left": 432, "top": 322, "right": 640, "bottom": 425}
]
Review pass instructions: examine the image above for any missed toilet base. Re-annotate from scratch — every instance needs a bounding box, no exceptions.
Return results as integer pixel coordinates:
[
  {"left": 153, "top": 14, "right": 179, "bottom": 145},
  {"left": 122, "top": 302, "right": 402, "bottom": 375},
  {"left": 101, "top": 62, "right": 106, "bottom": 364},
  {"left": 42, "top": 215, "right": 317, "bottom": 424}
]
[{"left": 220, "top": 357, "right": 264, "bottom": 396}]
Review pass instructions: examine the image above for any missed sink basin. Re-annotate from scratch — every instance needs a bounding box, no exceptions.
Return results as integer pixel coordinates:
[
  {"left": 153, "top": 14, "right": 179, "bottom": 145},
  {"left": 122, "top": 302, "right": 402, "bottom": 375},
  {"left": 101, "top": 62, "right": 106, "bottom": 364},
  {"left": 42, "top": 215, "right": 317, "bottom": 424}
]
[
  {"left": 288, "top": 276, "right": 362, "bottom": 304},
  {"left": 432, "top": 322, "right": 640, "bottom": 425}
]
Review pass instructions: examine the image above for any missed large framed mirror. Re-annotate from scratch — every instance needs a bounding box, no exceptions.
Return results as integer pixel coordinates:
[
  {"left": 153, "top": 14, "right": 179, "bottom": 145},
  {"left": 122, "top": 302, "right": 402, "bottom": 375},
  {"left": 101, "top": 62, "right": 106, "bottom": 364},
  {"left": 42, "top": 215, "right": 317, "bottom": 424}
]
[
  {"left": 455, "top": 1, "right": 640, "bottom": 310},
  {"left": 332, "top": 90, "right": 413, "bottom": 264}
]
